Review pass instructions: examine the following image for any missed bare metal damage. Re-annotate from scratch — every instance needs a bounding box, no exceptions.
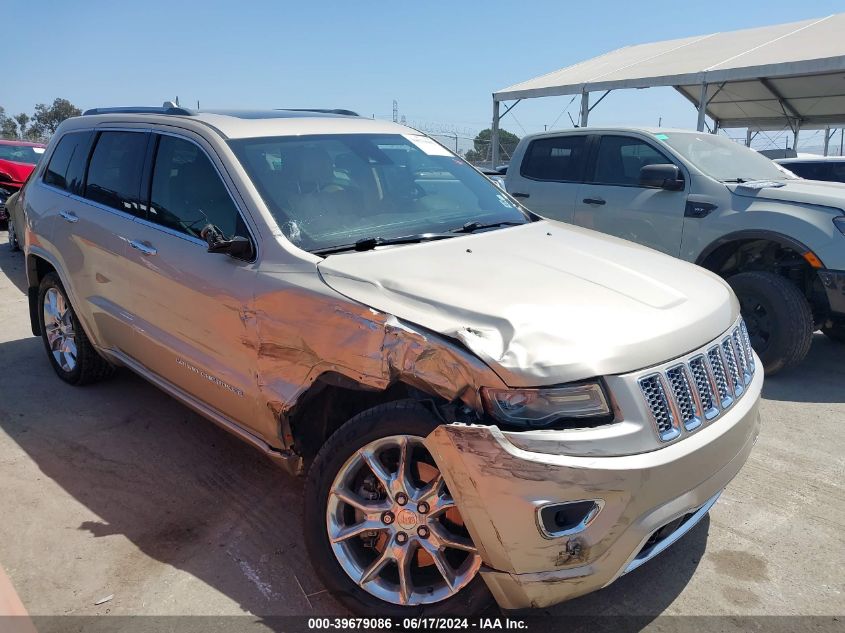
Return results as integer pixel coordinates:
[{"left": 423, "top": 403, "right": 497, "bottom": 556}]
[{"left": 248, "top": 281, "right": 506, "bottom": 455}]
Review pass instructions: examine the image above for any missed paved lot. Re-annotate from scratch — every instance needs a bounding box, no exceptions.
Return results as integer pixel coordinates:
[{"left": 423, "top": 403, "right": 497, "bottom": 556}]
[{"left": 0, "top": 230, "right": 843, "bottom": 628}]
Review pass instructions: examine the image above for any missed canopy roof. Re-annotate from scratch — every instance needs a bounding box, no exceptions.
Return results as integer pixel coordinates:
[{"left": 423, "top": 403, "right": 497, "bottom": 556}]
[{"left": 494, "top": 13, "right": 845, "bottom": 130}]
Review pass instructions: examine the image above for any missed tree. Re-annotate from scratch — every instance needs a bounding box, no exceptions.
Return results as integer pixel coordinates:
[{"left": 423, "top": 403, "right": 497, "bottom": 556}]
[
  {"left": 29, "top": 98, "right": 81, "bottom": 139},
  {"left": 14, "top": 113, "right": 30, "bottom": 138},
  {"left": 0, "top": 107, "right": 16, "bottom": 139},
  {"left": 464, "top": 128, "right": 520, "bottom": 165}
]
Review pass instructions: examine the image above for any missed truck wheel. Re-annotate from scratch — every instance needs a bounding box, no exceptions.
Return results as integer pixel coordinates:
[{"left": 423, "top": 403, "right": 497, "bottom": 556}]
[
  {"left": 822, "top": 319, "right": 845, "bottom": 344},
  {"left": 304, "top": 400, "right": 492, "bottom": 616},
  {"left": 728, "top": 271, "right": 813, "bottom": 375},
  {"left": 8, "top": 218, "right": 20, "bottom": 251},
  {"left": 38, "top": 272, "right": 115, "bottom": 385}
]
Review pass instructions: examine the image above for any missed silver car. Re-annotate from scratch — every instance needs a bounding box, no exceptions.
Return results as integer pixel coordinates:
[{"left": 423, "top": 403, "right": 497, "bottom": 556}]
[{"left": 19, "top": 107, "right": 761, "bottom": 615}]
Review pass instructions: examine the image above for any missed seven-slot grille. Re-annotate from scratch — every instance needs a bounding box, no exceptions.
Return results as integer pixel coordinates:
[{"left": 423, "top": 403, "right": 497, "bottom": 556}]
[{"left": 638, "top": 319, "right": 756, "bottom": 442}]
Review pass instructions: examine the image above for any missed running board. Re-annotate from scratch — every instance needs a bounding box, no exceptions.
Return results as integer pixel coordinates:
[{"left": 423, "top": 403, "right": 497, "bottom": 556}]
[{"left": 106, "top": 349, "right": 303, "bottom": 476}]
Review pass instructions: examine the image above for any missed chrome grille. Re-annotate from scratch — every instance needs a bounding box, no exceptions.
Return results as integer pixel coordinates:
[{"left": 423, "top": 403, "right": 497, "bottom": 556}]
[
  {"left": 638, "top": 375, "right": 680, "bottom": 441},
  {"left": 707, "top": 346, "right": 732, "bottom": 408},
  {"left": 665, "top": 365, "right": 701, "bottom": 431},
  {"left": 688, "top": 355, "right": 719, "bottom": 420},
  {"left": 638, "top": 318, "right": 756, "bottom": 442},
  {"left": 732, "top": 328, "right": 752, "bottom": 385},
  {"left": 739, "top": 320, "right": 755, "bottom": 375}
]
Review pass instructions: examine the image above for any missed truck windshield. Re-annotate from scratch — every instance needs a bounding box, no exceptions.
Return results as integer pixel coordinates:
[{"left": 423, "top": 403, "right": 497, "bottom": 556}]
[
  {"left": 228, "top": 133, "right": 528, "bottom": 253},
  {"left": 655, "top": 132, "right": 794, "bottom": 183}
]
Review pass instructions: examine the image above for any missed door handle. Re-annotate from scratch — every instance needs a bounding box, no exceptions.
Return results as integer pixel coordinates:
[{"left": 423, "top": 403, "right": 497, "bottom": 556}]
[
  {"left": 129, "top": 240, "right": 157, "bottom": 256},
  {"left": 582, "top": 197, "right": 606, "bottom": 205},
  {"left": 59, "top": 210, "right": 79, "bottom": 223},
  {"left": 511, "top": 192, "right": 530, "bottom": 198}
]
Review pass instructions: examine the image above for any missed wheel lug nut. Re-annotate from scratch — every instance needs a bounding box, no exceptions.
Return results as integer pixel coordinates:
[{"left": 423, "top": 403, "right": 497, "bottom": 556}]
[
  {"left": 395, "top": 493, "right": 408, "bottom": 506},
  {"left": 396, "top": 532, "right": 408, "bottom": 544},
  {"left": 417, "top": 526, "right": 430, "bottom": 539},
  {"left": 417, "top": 501, "right": 429, "bottom": 514},
  {"left": 382, "top": 511, "right": 395, "bottom": 525}
]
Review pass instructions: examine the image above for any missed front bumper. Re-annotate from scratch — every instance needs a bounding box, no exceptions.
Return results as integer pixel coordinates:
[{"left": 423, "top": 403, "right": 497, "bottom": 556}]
[
  {"left": 819, "top": 269, "right": 845, "bottom": 317},
  {"left": 425, "top": 366, "right": 762, "bottom": 610}
]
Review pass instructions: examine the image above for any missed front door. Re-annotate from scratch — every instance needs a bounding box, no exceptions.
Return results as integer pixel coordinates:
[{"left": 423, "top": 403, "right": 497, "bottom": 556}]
[
  {"left": 573, "top": 135, "right": 687, "bottom": 256},
  {"left": 120, "top": 132, "right": 262, "bottom": 436}
]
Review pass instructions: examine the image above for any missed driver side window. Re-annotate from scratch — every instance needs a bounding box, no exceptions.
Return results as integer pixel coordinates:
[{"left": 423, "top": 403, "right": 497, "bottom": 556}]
[
  {"left": 593, "top": 136, "right": 674, "bottom": 187},
  {"left": 148, "top": 135, "right": 242, "bottom": 239}
]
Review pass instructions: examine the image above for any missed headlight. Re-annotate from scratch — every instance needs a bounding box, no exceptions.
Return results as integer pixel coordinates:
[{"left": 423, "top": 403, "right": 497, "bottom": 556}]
[
  {"left": 834, "top": 216, "right": 845, "bottom": 236},
  {"left": 481, "top": 381, "right": 611, "bottom": 428}
]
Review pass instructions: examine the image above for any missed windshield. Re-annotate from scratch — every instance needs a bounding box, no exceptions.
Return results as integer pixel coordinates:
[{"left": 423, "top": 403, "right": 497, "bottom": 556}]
[
  {"left": 0, "top": 144, "right": 45, "bottom": 165},
  {"left": 655, "top": 132, "right": 793, "bottom": 183},
  {"left": 228, "top": 133, "right": 528, "bottom": 252}
]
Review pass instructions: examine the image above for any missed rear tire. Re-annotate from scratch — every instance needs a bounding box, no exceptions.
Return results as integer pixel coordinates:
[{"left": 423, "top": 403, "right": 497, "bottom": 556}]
[
  {"left": 37, "top": 272, "right": 115, "bottom": 385},
  {"left": 304, "top": 400, "right": 493, "bottom": 616},
  {"left": 727, "top": 271, "right": 813, "bottom": 375},
  {"left": 8, "top": 217, "right": 20, "bottom": 251}
]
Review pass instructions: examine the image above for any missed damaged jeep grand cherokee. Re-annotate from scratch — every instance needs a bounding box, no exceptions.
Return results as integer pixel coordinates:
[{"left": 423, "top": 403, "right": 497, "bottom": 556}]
[{"left": 20, "top": 106, "right": 762, "bottom": 615}]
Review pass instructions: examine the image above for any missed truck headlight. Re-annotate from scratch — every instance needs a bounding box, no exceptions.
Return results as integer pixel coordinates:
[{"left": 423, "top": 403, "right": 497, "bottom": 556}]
[
  {"left": 834, "top": 216, "right": 845, "bottom": 236},
  {"left": 481, "top": 381, "right": 611, "bottom": 428}
]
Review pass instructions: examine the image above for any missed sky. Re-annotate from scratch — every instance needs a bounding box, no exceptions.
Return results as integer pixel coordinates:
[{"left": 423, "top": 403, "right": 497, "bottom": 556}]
[{"left": 6, "top": 0, "right": 845, "bottom": 152}]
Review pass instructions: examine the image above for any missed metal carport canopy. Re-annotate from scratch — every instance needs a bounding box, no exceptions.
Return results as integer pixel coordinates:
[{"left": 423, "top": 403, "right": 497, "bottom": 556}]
[{"left": 491, "top": 13, "right": 845, "bottom": 163}]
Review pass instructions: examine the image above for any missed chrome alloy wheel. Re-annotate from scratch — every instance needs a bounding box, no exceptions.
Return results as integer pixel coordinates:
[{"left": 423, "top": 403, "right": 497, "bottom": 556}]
[
  {"left": 327, "top": 435, "right": 481, "bottom": 606},
  {"left": 43, "top": 287, "right": 78, "bottom": 372}
]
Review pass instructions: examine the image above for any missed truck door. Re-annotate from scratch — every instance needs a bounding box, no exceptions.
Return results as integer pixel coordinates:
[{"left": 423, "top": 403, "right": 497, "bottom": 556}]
[
  {"left": 505, "top": 134, "right": 588, "bottom": 223},
  {"left": 573, "top": 134, "right": 687, "bottom": 256}
]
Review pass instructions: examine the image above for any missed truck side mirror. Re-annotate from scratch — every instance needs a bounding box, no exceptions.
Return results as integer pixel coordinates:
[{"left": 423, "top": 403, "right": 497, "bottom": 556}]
[{"left": 640, "top": 164, "right": 684, "bottom": 191}]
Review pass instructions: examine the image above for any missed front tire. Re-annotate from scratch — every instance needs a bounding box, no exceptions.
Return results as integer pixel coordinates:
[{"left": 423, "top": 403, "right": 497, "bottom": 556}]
[
  {"left": 304, "top": 400, "right": 492, "bottom": 616},
  {"left": 38, "top": 272, "right": 115, "bottom": 385},
  {"left": 727, "top": 271, "right": 813, "bottom": 374}
]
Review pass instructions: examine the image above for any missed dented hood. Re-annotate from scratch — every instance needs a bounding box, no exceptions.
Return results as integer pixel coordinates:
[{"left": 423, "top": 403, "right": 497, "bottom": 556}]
[{"left": 318, "top": 221, "right": 738, "bottom": 386}]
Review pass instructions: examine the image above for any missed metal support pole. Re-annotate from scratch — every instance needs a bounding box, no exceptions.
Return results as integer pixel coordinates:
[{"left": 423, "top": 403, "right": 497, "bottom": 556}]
[
  {"left": 491, "top": 100, "right": 500, "bottom": 168},
  {"left": 823, "top": 127, "right": 831, "bottom": 156},
  {"left": 793, "top": 123, "right": 801, "bottom": 152},
  {"left": 580, "top": 92, "right": 589, "bottom": 128},
  {"left": 841, "top": 128, "right": 844, "bottom": 156},
  {"left": 697, "top": 82, "right": 708, "bottom": 132},
  {"left": 745, "top": 128, "right": 753, "bottom": 147},
  {"left": 712, "top": 120, "right": 720, "bottom": 135}
]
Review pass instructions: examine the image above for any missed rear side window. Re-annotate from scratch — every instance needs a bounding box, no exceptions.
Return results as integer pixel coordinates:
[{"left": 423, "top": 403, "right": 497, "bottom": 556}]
[
  {"left": 520, "top": 136, "right": 587, "bottom": 182},
  {"left": 592, "top": 136, "right": 673, "bottom": 186},
  {"left": 84, "top": 131, "right": 148, "bottom": 214},
  {"left": 43, "top": 131, "right": 94, "bottom": 194},
  {"left": 786, "top": 162, "right": 829, "bottom": 181},
  {"left": 148, "top": 135, "right": 243, "bottom": 239}
]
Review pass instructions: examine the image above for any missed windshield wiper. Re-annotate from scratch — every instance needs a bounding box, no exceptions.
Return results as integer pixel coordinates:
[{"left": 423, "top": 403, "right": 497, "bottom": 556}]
[
  {"left": 450, "top": 220, "right": 524, "bottom": 234},
  {"left": 313, "top": 232, "right": 457, "bottom": 255},
  {"left": 722, "top": 178, "right": 752, "bottom": 183}
]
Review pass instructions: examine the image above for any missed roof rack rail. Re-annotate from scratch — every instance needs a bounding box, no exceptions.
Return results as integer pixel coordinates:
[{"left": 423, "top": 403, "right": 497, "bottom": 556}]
[
  {"left": 281, "top": 108, "right": 360, "bottom": 117},
  {"left": 83, "top": 102, "right": 195, "bottom": 117}
]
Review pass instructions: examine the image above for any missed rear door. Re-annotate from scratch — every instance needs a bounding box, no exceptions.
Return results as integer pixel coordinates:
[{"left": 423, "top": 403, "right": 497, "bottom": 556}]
[
  {"left": 43, "top": 129, "right": 147, "bottom": 351},
  {"left": 573, "top": 134, "right": 687, "bottom": 256},
  {"left": 506, "top": 134, "right": 589, "bottom": 222},
  {"left": 119, "top": 131, "right": 262, "bottom": 434}
]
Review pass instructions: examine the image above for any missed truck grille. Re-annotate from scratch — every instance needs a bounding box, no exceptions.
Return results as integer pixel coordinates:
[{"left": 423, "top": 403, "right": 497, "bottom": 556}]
[{"left": 638, "top": 318, "right": 756, "bottom": 442}]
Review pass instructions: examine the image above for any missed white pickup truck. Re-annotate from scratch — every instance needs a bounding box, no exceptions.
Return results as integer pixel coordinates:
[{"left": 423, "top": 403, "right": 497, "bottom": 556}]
[{"left": 506, "top": 127, "right": 845, "bottom": 373}]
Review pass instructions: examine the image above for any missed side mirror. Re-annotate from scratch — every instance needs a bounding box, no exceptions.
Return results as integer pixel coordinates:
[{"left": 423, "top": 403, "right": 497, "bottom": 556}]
[
  {"left": 202, "top": 224, "right": 254, "bottom": 260},
  {"left": 640, "top": 164, "right": 684, "bottom": 191}
]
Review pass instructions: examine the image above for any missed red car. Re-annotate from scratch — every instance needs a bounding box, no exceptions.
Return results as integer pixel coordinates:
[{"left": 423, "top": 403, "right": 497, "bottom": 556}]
[{"left": 0, "top": 139, "right": 46, "bottom": 220}]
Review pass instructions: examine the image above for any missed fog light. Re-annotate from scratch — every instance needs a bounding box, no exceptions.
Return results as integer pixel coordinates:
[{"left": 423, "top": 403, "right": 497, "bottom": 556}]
[{"left": 537, "top": 499, "right": 604, "bottom": 538}]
